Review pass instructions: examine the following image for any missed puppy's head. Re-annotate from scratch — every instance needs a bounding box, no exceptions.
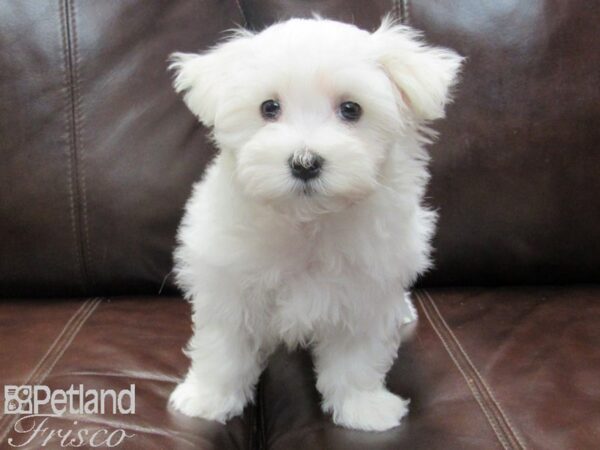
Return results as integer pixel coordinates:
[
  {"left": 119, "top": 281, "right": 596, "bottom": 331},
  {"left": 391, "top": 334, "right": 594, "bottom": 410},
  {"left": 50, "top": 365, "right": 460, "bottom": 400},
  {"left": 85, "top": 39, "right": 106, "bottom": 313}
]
[{"left": 171, "top": 17, "right": 463, "bottom": 219}]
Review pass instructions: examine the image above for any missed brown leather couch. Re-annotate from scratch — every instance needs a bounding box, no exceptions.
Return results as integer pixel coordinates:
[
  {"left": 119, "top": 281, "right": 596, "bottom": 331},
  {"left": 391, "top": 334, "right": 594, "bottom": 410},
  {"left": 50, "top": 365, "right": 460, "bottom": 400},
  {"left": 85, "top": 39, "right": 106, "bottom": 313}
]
[{"left": 1, "top": 1, "right": 598, "bottom": 449}]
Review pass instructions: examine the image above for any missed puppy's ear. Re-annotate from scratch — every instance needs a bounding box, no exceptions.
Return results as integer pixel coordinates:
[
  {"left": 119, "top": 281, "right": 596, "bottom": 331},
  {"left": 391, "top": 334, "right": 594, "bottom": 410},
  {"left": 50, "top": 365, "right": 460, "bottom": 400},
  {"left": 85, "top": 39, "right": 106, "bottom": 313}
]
[
  {"left": 373, "top": 18, "right": 464, "bottom": 122},
  {"left": 169, "top": 53, "right": 219, "bottom": 126},
  {"left": 169, "top": 31, "right": 252, "bottom": 127}
]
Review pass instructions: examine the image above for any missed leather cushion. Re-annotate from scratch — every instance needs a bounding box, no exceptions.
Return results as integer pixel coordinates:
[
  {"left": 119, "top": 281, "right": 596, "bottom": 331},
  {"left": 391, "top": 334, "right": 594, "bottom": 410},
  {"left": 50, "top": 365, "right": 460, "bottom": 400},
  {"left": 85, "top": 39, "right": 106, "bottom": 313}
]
[
  {"left": 1, "top": 1, "right": 599, "bottom": 297},
  {"left": 259, "top": 286, "right": 600, "bottom": 449},
  {"left": 0, "top": 296, "right": 254, "bottom": 449},
  {"left": 1, "top": 288, "right": 598, "bottom": 448}
]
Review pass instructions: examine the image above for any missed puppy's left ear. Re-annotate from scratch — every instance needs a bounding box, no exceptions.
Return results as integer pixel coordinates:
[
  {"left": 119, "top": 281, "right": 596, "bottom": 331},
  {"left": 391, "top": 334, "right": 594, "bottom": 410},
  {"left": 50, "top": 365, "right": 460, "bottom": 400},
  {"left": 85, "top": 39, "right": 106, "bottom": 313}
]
[{"left": 373, "top": 18, "right": 464, "bottom": 122}]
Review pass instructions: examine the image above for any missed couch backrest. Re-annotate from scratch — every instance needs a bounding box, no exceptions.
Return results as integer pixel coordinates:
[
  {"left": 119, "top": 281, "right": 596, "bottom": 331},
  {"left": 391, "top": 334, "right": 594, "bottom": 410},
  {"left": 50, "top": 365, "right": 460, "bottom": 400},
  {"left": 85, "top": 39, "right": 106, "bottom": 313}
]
[{"left": 1, "top": 0, "right": 598, "bottom": 297}]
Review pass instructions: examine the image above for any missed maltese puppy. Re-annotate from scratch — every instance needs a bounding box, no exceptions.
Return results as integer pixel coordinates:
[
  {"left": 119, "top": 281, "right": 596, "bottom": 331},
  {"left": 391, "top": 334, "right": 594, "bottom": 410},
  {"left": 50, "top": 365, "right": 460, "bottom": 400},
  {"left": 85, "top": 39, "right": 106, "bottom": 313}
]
[{"left": 168, "top": 16, "right": 462, "bottom": 431}]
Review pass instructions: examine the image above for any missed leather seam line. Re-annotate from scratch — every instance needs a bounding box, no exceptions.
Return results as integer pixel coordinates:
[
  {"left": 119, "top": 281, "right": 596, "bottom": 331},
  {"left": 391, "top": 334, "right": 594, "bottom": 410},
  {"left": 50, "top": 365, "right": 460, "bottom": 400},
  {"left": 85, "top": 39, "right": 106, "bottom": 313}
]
[
  {"left": 0, "top": 299, "right": 93, "bottom": 437},
  {"left": 402, "top": 0, "right": 410, "bottom": 25},
  {"left": 59, "top": 0, "right": 86, "bottom": 293},
  {"left": 392, "top": 0, "right": 410, "bottom": 24},
  {"left": 0, "top": 298, "right": 102, "bottom": 444},
  {"left": 34, "top": 298, "right": 102, "bottom": 387},
  {"left": 24, "top": 300, "right": 96, "bottom": 391},
  {"left": 423, "top": 290, "right": 528, "bottom": 449},
  {"left": 417, "top": 291, "right": 526, "bottom": 450},
  {"left": 68, "top": 0, "right": 93, "bottom": 290},
  {"left": 416, "top": 291, "right": 514, "bottom": 450},
  {"left": 63, "top": 0, "right": 93, "bottom": 292},
  {"left": 392, "top": 0, "right": 401, "bottom": 22},
  {"left": 233, "top": 0, "right": 248, "bottom": 28}
]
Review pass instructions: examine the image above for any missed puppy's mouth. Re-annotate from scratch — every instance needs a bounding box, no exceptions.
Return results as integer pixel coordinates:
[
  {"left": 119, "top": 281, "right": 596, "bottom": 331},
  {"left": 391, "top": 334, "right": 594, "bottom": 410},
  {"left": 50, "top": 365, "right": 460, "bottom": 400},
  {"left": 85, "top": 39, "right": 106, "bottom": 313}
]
[
  {"left": 301, "top": 183, "right": 316, "bottom": 196},
  {"left": 293, "top": 179, "right": 321, "bottom": 197}
]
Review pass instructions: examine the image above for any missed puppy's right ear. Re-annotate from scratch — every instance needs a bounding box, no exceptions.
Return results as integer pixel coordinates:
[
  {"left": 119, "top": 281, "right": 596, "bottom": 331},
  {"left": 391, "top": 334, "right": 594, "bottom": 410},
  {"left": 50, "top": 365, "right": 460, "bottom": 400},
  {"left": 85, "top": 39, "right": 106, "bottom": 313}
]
[
  {"left": 169, "top": 31, "right": 253, "bottom": 127},
  {"left": 169, "top": 52, "right": 221, "bottom": 127}
]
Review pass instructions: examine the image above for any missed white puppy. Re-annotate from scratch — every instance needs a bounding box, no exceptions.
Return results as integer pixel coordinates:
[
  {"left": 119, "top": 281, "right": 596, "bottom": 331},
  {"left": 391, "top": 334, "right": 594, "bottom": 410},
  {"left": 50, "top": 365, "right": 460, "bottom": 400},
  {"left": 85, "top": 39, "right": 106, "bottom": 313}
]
[{"left": 168, "top": 16, "right": 462, "bottom": 431}]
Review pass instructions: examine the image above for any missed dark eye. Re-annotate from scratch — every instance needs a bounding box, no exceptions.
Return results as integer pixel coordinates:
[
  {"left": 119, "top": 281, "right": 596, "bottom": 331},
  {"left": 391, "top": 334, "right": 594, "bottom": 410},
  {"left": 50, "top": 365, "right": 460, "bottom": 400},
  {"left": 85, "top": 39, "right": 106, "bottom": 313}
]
[
  {"left": 339, "top": 101, "right": 362, "bottom": 122},
  {"left": 260, "top": 99, "right": 281, "bottom": 120}
]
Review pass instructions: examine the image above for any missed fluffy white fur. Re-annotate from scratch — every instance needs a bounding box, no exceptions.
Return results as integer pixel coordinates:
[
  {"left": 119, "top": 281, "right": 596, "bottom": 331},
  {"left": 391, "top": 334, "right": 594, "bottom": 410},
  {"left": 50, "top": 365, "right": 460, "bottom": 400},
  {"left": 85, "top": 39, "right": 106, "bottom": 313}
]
[{"left": 168, "top": 17, "right": 462, "bottom": 431}]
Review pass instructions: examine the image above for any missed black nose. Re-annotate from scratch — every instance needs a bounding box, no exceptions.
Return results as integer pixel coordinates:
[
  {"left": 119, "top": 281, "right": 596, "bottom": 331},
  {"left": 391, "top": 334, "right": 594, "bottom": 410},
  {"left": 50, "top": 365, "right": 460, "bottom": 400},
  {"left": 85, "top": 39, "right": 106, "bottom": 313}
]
[{"left": 289, "top": 154, "right": 323, "bottom": 181}]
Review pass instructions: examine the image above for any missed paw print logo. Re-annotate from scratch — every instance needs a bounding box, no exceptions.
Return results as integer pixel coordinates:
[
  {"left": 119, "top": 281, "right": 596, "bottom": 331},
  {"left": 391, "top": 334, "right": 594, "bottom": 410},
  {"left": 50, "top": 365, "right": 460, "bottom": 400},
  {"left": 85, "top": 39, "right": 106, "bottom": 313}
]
[
  {"left": 6, "top": 399, "right": 19, "bottom": 412},
  {"left": 4, "top": 386, "right": 33, "bottom": 414}
]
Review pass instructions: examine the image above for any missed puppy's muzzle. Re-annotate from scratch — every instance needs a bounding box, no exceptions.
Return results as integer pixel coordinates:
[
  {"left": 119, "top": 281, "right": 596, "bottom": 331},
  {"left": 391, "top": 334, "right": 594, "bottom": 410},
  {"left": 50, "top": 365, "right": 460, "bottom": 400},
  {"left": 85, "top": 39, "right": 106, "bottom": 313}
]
[{"left": 288, "top": 151, "right": 323, "bottom": 181}]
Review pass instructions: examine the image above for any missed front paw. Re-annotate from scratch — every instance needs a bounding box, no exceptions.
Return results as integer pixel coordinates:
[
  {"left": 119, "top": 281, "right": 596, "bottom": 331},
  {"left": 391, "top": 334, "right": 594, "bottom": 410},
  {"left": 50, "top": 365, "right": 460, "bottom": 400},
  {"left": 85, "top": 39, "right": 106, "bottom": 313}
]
[
  {"left": 327, "top": 389, "right": 410, "bottom": 431},
  {"left": 169, "top": 380, "right": 248, "bottom": 423}
]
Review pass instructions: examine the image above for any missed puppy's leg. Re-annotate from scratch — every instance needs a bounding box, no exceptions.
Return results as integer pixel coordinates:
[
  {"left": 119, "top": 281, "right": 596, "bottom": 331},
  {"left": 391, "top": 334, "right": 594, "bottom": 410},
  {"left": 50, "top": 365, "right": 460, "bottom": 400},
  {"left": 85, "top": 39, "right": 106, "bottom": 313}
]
[
  {"left": 169, "top": 317, "right": 266, "bottom": 422},
  {"left": 313, "top": 323, "right": 407, "bottom": 431}
]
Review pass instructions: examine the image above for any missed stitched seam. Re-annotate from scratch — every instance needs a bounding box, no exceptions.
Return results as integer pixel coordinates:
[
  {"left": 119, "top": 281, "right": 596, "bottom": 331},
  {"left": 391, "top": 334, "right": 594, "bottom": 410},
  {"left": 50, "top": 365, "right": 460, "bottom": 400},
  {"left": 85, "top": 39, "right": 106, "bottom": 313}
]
[
  {"left": 0, "top": 299, "right": 101, "bottom": 441},
  {"left": 402, "top": 0, "right": 410, "bottom": 25},
  {"left": 233, "top": 0, "right": 248, "bottom": 28},
  {"left": 391, "top": 0, "right": 410, "bottom": 24},
  {"left": 23, "top": 300, "right": 94, "bottom": 388},
  {"left": 416, "top": 292, "right": 512, "bottom": 450},
  {"left": 424, "top": 291, "right": 525, "bottom": 449},
  {"left": 0, "top": 298, "right": 101, "bottom": 444},
  {"left": 59, "top": 0, "right": 86, "bottom": 293},
  {"left": 68, "top": 0, "right": 94, "bottom": 288},
  {"left": 391, "top": 0, "right": 401, "bottom": 21},
  {"left": 35, "top": 299, "right": 101, "bottom": 385},
  {"left": 424, "top": 291, "right": 528, "bottom": 449},
  {"left": 423, "top": 291, "right": 514, "bottom": 448},
  {"left": 0, "top": 299, "right": 92, "bottom": 435}
]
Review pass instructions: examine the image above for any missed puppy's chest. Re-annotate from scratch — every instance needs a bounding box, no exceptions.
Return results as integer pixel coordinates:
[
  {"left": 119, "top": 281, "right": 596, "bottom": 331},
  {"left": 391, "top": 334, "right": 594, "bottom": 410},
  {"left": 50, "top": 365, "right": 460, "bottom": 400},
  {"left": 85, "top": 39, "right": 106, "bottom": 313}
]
[
  {"left": 264, "top": 249, "right": 393, "bottom": 345},
  {"left": 265, "top": 223, "right": 353, "bottom": 277},
  {"left": 252, "top": 217, "right": 400, "bottom": 289},
  {"left": 245, "top": 221, "right": 404, "bottom": 344},
  {"left": 258, "top": 224, "right": 382, "bottom": 294}
]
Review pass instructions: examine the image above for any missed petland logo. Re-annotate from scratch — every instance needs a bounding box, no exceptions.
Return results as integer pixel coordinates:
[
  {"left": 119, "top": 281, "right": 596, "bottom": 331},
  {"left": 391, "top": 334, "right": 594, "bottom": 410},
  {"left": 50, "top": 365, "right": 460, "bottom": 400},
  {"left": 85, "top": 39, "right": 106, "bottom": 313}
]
[{"left": 4, "top": 384, "right": 136, "bottom": 447}]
